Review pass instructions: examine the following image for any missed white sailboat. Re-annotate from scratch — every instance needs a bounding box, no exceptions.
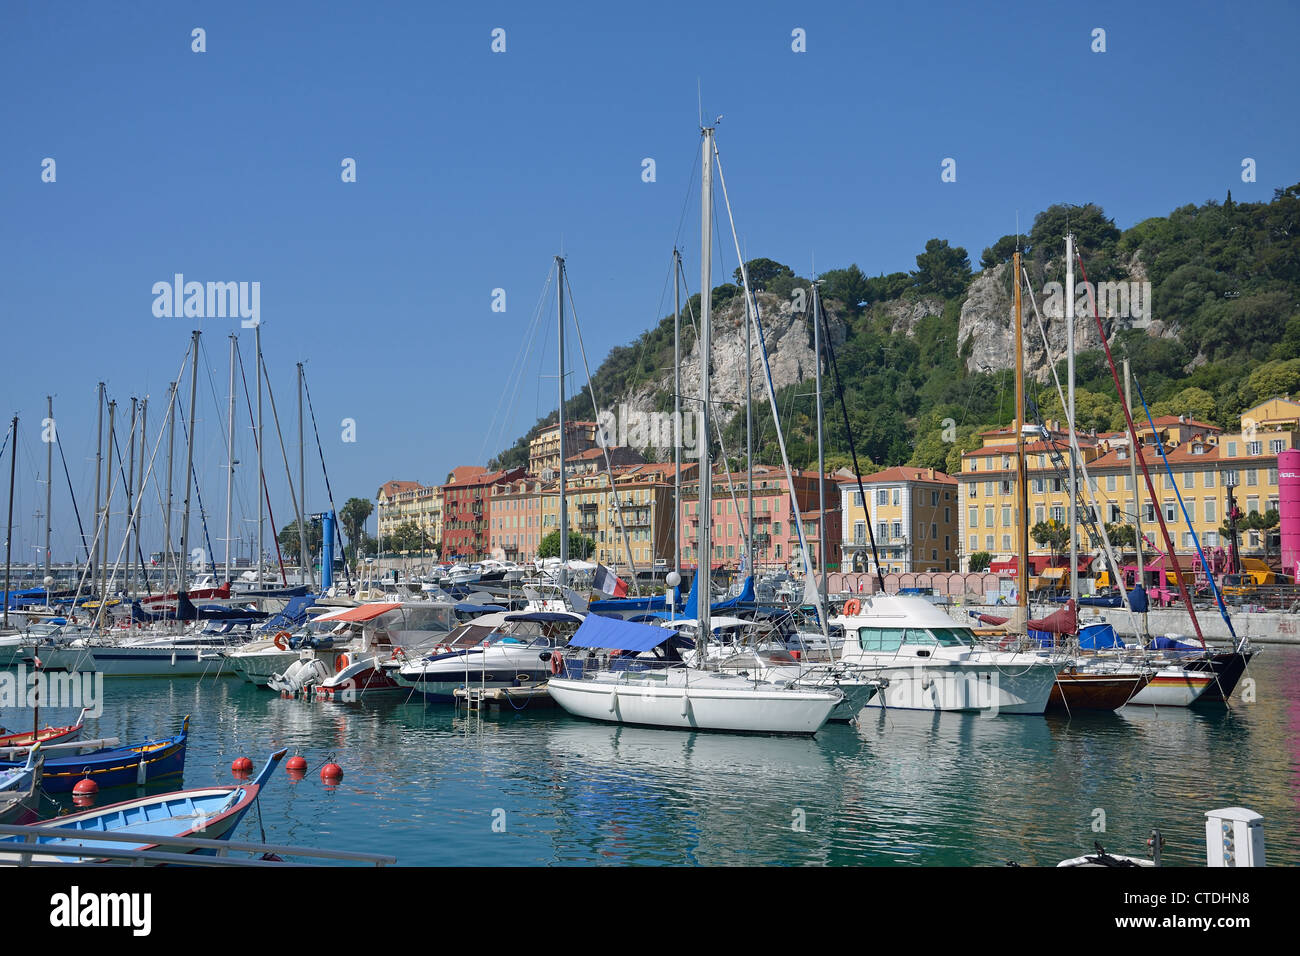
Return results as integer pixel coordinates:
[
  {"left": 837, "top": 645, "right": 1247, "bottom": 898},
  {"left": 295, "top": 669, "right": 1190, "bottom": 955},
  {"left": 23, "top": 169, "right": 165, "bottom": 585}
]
[{"left": 545, "top": 126, "right": 842, "bottom": 735}]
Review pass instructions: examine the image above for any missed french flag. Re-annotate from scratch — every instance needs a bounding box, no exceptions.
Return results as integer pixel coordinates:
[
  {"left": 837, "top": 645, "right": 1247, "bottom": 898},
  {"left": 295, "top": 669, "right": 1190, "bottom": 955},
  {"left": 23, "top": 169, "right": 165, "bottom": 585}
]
[{"left": 592, "top": 564, "right": 628, "bottom": 597}]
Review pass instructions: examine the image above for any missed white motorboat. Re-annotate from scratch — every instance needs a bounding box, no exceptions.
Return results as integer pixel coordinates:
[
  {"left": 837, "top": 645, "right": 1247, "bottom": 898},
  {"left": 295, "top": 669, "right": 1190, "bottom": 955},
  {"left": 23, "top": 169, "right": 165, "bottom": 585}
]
[{"left": 833, "top": 594, "right": 1066, "bottom": 715}]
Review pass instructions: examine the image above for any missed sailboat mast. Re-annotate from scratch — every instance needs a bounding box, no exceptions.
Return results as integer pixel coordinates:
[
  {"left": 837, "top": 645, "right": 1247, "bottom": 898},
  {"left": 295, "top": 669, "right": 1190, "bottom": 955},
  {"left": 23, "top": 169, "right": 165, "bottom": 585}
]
[
  {"left": 226, "top": 335, "right": 237, "bottom": 583},
  {"left": 1066, "top": 233, "right": 1078, "bottom": 604},
  {"left": 1014, "top": 252, "right": 1029, "bottom": 621},
  {"left": 814, "top": 280, "right": 827, "bottom": 603},
  {"left": 163, "top": 382, "right": 176, "bottom": 595},
  {"left": 699, "top": 127, "right": 715, "bottom": 641},
  {"left": 297, "top": 362, "right": 311, "bottom": 587},
  {"left": 1124, "top": 359, "right": 1146, "bottom": 602},
  {"left": 255, "top": 323, "right": 264, "bottom": 589},
  {"left": 556, "top": 255, "right": 568, "bottom": 587},
  {"left": 135, "top": 398, "right": 147, "bottom": 594},
  {"left": 44, "top": 396, "right": 53, "bottom": 585},
  {"left": 746, "top": 277, "right": 753, "bottom": 575},
  {"left": 178, "top": 330, "right": 201, "bottom": 595},
  {"left": 4, "top": 416, "right": 15, "bottom": 629},
  {"left": 91, "top": 383, "right": 104, "bottom": 590},
  {"left": 101, "top": 399, "right": 115, "bottom": 604},
  {"left": 673, "top": 248, "right": 682, "bottom": 590},
  {"left": 124, "top": 397, "right": 137, "bottom": 597}
]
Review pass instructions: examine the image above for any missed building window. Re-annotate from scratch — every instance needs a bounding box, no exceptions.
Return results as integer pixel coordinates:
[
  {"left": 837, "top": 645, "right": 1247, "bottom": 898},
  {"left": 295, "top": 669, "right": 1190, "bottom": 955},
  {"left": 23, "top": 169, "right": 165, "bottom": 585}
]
[
  {"left": 1109, "top": 504, "right": 1120, "bottom": 522},
  {"left": 1204, "top": 531, "right": 1218, "bottom": 547},
  {"left": 1247, "top": 497, "right": 1259, "bottom": 515},
  {"left": 969, "top": 508, "right": 978, "bottom": 528},
  {"left": 969, "top": 535, "right": 977, "bottom": 551},
  {"left": 853, "top": 492, "right": 863, "bottom": 507},
  {"left": 1246, "top": 469, "right": 1257, "bottom": 487},
  {"left": 1051, "top": 506, "right": 1064, "bottom": 523},
  {"left": 893, "top": 489, "right": 900, "bottom": 507},
  {"left": 932, "top": 549, "right": 938, "bottom": 561},
  {"left": 1182, "top": 472, "right": 1193, "bottom": 489},
  {"left": 1227, "top": 441, "right": 1238, "bottom": 457},
  {"left": 931, "top": 491, "right": 939, "bottom": 507},
  {"left": 1000, "top": 507, "right": 1010, "bottom": 528},
  {"left": 1269, "top": 468, "right": 1279, "bottom": 485},
  {"left": 1247, "top": 441, "right": 1261, "bottom": 456},
  {"left": 775, "top": 544, "right": 782, "bottom": 558},
  {"left": 1205, "top": 499, "right": 1217, "bottom": 523},
  {"left": 1224, "top": 470, "right": 1238, "bottom": 487},
  {"left": 1145, "top": 503, "right": 1155, "bottom": 523},
  {"left": 969, "top": 483, "right": 977, "bottom": 498},
  {"left": 878, "top": 490, "right": 888, "bottom": 507},
  {"left": 1270, "top": 439, "right": 1285, "bottom": 455},
  {"left": 1164, "top": 501, "right": 1176, "bottom": 521},
  {"left": 1106, "top": 475, "right": 1116, "bottom": 492},
  {"left": 892, "top": 521, "right": 902, "bottom": 539},
  {"left": 1001, "top": 535, "right": 1010, "bottom": 551},
  {"left": 944, "top": 507, "right": 951, "bottom": 523},
  {"left": 1205, "top": 471, "right": 1215, "bottom": 488},
  {"left": 985, "top": 481, "right": 995, "bottom": 497},
  {"left": 854, "top": 521, "right": 866, "bottom": 545},
  {"left": 1035, "top": 506, "right": 1045, "bottom": 524},
  {"left": 985, "top": 506, "right": 994, "bottom": 527},
  {"left": 945, "top": 535, "right": 950, "bottom": 550},
  {"left": 985, "top": 535, "right": 994, "bottom": 550}
]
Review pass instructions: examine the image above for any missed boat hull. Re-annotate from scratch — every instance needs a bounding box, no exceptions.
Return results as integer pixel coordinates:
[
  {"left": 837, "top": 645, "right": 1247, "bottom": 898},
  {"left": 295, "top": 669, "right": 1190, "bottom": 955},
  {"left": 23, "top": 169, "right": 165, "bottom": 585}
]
[
  {"left": 1126, "top": 669, "right": 1214, "bottom": 707},
  {"left": 857, "top": 662, "right": 1061, "bottom": 715},
  {"left": 1047, "top": 672, "right": 1149, "bottom": 711},
  {"left": 546, "top": 674, "right": 839, "bottom": 735}
]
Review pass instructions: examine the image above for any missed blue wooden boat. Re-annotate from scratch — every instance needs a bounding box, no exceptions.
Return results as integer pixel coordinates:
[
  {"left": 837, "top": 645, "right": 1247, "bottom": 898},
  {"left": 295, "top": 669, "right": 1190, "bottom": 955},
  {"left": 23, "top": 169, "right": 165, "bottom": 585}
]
[
  {"left": 0, "top": 747, "right": 44, "bottom": 824},
  {"left": 0, "top": 717, "right": 189, "bottom": 794},
  {"left": 0, "top": 748, "right": 289, "bottom": 863}
]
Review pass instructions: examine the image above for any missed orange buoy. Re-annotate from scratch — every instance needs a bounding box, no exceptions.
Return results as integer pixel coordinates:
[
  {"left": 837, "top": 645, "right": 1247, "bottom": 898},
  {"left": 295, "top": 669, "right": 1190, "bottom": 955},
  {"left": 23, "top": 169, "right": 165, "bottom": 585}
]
[
  {"left": 286, "top": 754, "right": 308, "bottom": 773},
  {"left": 232, "top": 756, "right": 253, "bottom": 773},
  {"left": 72, "top": 777, "right": 98, "bottom": 796},
  {"left": 320, "top": 762, "right": 343, "bottom": 781}
]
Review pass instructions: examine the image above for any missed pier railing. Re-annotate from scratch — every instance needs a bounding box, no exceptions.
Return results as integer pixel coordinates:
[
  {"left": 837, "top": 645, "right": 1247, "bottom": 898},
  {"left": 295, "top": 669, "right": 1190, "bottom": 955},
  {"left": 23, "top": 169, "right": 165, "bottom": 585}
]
[{"left": 0, "top": 822, "right": 396, "bottom": 867}]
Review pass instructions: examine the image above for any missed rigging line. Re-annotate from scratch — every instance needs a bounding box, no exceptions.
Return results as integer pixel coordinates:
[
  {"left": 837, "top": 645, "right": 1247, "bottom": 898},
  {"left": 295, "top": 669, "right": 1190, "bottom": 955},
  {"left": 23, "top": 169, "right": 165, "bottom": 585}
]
[
  {"left": 55, "top": 432, "right": 90, "bottom": 565},
  {"left": 561, "top": 268, "right": 640, "bottom": 593},
  {"left": 1074, "top": 249, "right": 1206, "bottom": 648},
  {"left": 481, "top": 263, "right": 556, "bottom": 465},
  {"left": 235, "top": 344, "right": 288, "bottom": 586},
  {"left": 259, "top": 351, "right": 312, "bottom": 585},
  {"left": 711, "top": 139, "right": 824, "bottom": 615},
  {"left": 300, "top": 367, "right": 352, "bottom": 589},
  {"left": 110, "top": 410, "right": 154, "bottom": 594},
  {"left": 675, "top": 255, "right": 755, "bottom": 573},
  {"left": 174, "top": 410, "right": 219, "bottom": 580}
]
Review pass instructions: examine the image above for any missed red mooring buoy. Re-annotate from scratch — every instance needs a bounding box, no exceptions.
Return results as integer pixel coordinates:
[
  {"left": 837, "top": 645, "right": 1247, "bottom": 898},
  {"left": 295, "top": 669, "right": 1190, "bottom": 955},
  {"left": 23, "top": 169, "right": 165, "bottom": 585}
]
[
  {"left": 320, "top": 762, "right": 343, "bottom": 782},
  {"left": 72, "top": 777, "right": 98, "bottom": 796},
  {"left": 286, "top": 754, "right": 308, "bottom": 773},
  {"left": 232, "top": 756, "right": 253, "bottom": 773}
]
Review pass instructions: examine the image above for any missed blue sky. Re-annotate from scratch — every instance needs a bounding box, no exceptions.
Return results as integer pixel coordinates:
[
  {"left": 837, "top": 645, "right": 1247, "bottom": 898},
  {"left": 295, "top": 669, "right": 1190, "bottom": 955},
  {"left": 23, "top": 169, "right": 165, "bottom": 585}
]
[{"left": 2, "top": 0, "right": 1297, "bottom": 565}]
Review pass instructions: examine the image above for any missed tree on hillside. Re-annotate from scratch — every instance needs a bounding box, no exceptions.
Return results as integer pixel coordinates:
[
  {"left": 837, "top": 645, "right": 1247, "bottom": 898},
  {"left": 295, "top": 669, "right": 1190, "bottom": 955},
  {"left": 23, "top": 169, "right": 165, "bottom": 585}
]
[
  {"left": 1029, "top": 203, "right": 1121, "bottom": 255},
  {"left": 912, "top": 239, "right": 972, "bottom": 299},
  {"left": 734, "top": 258, "right": 794, "bottom": 287},
  {"left": 980, "top": 234, "right": 1022, "bottom": 270}
]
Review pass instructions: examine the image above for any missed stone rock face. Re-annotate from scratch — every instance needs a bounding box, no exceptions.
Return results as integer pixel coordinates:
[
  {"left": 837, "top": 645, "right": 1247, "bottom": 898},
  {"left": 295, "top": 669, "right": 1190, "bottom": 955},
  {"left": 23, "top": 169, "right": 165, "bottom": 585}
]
[
  {"left": 956, "top": 253, "right": 1171, "bottom": 379},
  {"left": 883, "top": 295, "right": 945, "bottom": 337},
  {"left": 622, "top": 290, "right": 847, "bottom": 430}
]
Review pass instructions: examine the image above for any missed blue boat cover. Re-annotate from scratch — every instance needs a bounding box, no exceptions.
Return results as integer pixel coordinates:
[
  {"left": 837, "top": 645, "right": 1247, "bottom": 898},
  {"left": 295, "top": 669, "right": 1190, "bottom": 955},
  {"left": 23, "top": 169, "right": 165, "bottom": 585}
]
[
  {"left": 505, "top": 611, "right": 580, "bottom": 623},
  {"left": 1078, "top": 622, "right": 1121, "bottom": 649},
  {"left": 456, "top": 603, "right": 506, "bottom": 614},
  {"left": 259, "top": 593, "right": 319, "bottom": 632},
  {"left": 1150, "top": 635, "right": 1201, "bottom": 652},
  {"left": 566, "top": 615, "right": 676, "bottom": 651},
  {"left": 1128, "top": 584, "right": 1149, "bottom": 613}
]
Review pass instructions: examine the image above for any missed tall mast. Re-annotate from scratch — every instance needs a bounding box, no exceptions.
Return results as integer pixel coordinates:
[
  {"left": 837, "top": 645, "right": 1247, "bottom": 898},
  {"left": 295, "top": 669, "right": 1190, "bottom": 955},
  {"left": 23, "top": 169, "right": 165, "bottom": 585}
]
[
  {"left": 101, "top": 399, "right": 115, "bottom": 603},
  {"left": 557, "top": 255, "right": 568, "bottom": 587},
  {"left": 44, "top": 396, "right": 53, "bottom": 585},
  {"left": 178, "top": 330, "right": 201, "bottom": 595},
  {"left": 124, "top": 397, "right": 137, "bottom": 597},
  {"left": 699, "top": 127, "right": 715, "bottom": 642},
  {"left": 163, "top": 382, "right": 177, "bottom": 594},
  {"left": 4, "top": 416, "right": 16, "bottom": 629},
  {"left": 226, "top": 335, "right": 237, "bottom": 583},
  {"left": 255, "top": 323, "right": 264, "bottom": 589},
  {"left": 1124, "top": 358, "right": 1146, "bottom": 617},
  {"left": 91, "top": 383, "right": 104, "bottom": 590},
  {"left": 814, "top": 280, "right": 827, "bottom": 605},
  {"left": 297, "top": 361, "right": 311, "bottom": 587},
  {"left": 746, "top": 273, "right": 753, "bottom": 576},
  {"left": 1014, "top": 251, "right": 1029, "bottom": 625},
  {"left": 134, "top": 398, "right": 147, "bottom": 594},
  {"left": 1066, "top": 232, "right": 1078, "bottom": 605},
  {"left": 673, "top": 248, "right": 682, "bottom": 594}
]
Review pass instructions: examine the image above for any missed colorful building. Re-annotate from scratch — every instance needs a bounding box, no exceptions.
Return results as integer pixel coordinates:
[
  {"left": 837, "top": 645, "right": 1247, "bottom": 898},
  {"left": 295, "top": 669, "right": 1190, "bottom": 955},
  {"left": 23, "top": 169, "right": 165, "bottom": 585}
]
[
  {"left": 440, "top": 466, "right": 526, "bottom": 561},
  {"left": 527, "top": 421, "right": 601, "bottom": 476},
  {"left": 838, "top": 467, "right": 960, "bottom": 574}
]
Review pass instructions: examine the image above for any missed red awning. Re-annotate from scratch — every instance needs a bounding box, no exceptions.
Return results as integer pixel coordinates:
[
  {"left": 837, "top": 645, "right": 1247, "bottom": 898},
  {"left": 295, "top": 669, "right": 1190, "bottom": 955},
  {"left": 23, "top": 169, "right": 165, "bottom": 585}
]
[{"left": 313, "top": 602, "right": 402, "bottom": 623}]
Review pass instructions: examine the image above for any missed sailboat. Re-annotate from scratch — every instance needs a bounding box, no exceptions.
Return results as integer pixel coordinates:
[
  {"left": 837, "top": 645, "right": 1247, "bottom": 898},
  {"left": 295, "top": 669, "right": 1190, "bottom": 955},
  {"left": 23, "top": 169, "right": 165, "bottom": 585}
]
[{"left": 546, "top": 125, "right": 842, "bottom": 735}]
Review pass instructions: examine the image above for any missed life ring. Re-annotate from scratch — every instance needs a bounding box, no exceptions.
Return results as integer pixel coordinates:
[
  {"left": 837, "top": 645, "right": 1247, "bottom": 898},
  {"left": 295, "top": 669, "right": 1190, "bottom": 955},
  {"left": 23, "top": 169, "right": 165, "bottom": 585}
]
[
  {"left": 273, "top": 631, "right": 291, "bottom": 651},
  {"left": 391, "top": 646, "right": 407, "bottom": 660},
  {"left": 843, "top": 598, "right": 861, "bottom": 616},
  {"left": 549, "top": 653, "right": 563, "bottom": 676},
  {"left": 335, "top": 653, "right": 350, "bottom": 674}
]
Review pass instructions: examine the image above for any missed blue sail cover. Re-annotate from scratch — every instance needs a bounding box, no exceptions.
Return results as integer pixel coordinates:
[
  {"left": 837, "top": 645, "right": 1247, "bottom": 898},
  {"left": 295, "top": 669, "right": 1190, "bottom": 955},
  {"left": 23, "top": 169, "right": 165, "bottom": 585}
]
[
  {"left": 1078, "top": 622, "right": 1121, "bottom": 649},
  {"left": 259, "top": 593, "right": 319, "bottom": 632},
  {"left": 566, "top": 614, "right": 676, "bottom": 652},
  {"left": 1128, "top": 584, "right": 1149, "bottom": 613}
]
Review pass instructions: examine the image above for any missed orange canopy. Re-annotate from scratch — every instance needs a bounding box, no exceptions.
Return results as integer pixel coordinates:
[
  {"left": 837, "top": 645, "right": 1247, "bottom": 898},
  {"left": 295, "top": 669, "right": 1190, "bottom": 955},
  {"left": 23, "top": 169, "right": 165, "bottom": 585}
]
[{"left": 313, "top": 602, "right": 402, "bottom": 623}]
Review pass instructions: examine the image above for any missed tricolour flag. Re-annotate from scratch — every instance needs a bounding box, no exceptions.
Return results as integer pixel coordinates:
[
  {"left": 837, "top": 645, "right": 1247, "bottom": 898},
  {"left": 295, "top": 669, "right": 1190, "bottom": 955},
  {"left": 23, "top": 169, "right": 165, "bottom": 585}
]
[{"left": 592, "top": 564, "right": 629, "bottom": 598}]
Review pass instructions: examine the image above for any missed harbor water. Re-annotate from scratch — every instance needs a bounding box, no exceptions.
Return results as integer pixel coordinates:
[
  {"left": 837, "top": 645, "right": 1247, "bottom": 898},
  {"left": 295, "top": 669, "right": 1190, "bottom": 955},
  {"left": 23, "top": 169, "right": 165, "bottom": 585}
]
[{"left": 5, "top": 647, "right": 1298, "bottom": 866}]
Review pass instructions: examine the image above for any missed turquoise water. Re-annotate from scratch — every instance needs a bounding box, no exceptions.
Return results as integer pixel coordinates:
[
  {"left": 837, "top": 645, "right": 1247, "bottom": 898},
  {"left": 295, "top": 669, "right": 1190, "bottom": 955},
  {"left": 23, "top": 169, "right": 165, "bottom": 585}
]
[{"left": 5, "top": 647, "right": 1298, "bottom": 866}]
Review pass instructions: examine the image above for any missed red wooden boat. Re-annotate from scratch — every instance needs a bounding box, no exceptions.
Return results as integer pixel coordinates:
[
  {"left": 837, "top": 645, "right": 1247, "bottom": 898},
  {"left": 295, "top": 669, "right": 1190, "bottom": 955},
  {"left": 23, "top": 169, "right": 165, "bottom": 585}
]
[
  {"left": 1048, "top": 671, "right": 1150, "bottom": 711},
  {"left": 0, "top": 708, "right": 87, "bottom": 754}
]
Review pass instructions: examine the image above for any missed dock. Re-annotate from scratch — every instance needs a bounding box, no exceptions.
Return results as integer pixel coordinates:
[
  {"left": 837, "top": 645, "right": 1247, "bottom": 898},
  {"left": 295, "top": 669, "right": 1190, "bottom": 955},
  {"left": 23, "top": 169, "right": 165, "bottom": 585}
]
[{"left": 454, "top": 683, "right": 555, "bottom": 712}]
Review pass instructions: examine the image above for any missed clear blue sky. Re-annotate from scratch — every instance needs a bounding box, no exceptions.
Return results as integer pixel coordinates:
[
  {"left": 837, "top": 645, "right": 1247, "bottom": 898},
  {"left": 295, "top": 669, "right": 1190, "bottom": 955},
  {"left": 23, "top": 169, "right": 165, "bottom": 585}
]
[{"left": 2, "top": 0, "right": 1297, "bottom": 565}]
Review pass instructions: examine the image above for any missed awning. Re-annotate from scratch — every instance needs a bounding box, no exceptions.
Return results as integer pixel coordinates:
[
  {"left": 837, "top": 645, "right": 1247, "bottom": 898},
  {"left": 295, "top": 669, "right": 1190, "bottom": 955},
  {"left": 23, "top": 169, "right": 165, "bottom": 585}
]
[
  {"left": 566, "top": 614, "right": 675, "bottom": 652},
  {"left": 312, "top": 602, "right": 402, "bottom": 623}
]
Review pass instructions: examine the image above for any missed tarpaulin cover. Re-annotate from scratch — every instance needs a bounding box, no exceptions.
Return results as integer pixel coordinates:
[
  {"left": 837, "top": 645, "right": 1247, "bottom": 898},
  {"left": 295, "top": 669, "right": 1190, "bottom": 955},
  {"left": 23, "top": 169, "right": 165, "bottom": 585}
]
[
  {"left": 1150, "top": 635, "right": 1202, "bottom": 652},
  {"left": 312, "top": 602, "right": 402, "bottom": 623},
  {"left": 967, "top": 611, "right": 1009, "bottom": 625},
  {"left": 566, "top": 614, "right": 676, "bottom": 652},
  {"left": 1079, "top": 622, "right": 1122, "bottom": 649},
  {"left": 1027, "top": 599, "right": 1076, "bottom": 634}
]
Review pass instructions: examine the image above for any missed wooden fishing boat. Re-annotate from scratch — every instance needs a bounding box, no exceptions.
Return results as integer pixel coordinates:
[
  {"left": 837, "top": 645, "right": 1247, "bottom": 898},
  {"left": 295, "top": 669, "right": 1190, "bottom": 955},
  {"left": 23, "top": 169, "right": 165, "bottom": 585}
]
[
  {"left": 0, "top": 708, "right": 87, "bottom": 755},
  {"left": 0, "top": 717, "right": 189, "bottom": 794},
  {"left": 0, "top": 747, "right": 44, "bottom": 824},
  {"left": 0, "top": 747, "right": 288, "bottom": 863}
]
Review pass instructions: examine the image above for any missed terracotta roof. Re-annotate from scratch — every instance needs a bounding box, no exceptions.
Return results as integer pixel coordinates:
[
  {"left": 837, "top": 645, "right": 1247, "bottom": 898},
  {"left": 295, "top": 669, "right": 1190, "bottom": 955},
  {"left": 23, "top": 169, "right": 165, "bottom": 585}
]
[
  {"left": 1139, "top": 415, "right": 1222, "bottom": 432},
  {"left": 837, "top": 466, "right": 957, "bottom": 485},
  {"left": 443, "top": 466, "right": 489, "bottom": 487},
  {"left": 1087, "top": 442, "right": 1223, "bottom": 468},
  {"left": 377, "top": 479, "right": 422, "bottom": 498}
]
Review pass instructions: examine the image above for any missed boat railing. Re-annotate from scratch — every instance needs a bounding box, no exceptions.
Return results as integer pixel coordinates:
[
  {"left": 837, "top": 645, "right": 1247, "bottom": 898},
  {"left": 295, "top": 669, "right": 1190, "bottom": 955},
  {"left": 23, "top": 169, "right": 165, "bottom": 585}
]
[{"left": 0, "top": 822, "right": 396, "bottom": 867}]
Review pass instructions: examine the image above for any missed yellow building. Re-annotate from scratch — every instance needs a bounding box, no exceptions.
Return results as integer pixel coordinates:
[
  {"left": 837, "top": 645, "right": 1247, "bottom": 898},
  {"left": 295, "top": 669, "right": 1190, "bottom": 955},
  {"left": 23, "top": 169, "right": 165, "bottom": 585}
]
[
  {"left": 527, "top": 421, "right": 601, "bottom": 476},
  {"left": 838, "top": 467, "right": 959, "bottom": 573},
  {"left": 376, "top": 480, "right": 441, "bottom": 552},
  {"left": 955, "top": 402, "right": 1299, "bottom": 571}
]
